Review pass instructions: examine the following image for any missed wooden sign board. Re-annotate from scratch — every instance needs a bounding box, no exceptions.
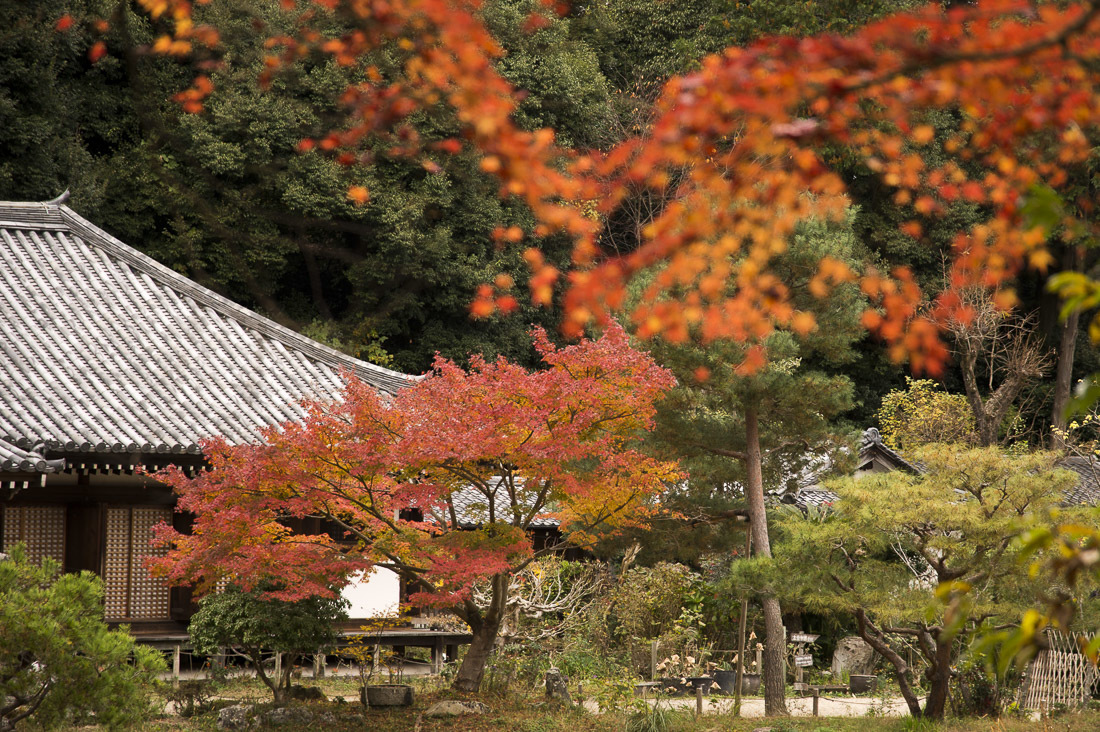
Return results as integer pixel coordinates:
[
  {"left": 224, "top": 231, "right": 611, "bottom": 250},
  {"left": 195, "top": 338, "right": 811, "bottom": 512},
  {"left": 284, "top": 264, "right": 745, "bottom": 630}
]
[
  {"left": 790, "top": 633, "right": 819, "bottom": 644},
  {"left": 794, "top": 654, "right": 814, "bottom": 667}
]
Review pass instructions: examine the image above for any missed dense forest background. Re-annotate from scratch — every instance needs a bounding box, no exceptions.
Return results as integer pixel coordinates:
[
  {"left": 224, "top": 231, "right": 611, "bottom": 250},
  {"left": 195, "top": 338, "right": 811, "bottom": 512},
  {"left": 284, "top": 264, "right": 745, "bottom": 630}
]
[{"left": 3, "top": 0, "right": 1096, "bottom": 436}]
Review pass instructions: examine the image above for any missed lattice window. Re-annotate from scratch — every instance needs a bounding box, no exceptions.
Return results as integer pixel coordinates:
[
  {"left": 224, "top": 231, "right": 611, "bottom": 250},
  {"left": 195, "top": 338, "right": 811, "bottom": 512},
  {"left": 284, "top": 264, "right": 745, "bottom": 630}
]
[
  {"left": 104, "top": 508, "right": 131, "bottom": 620},
  {"left": 130, "top": 507, "right": 170, "bottom": 619},
  {"left": 103, "top": 506, "right": 171, "bottom": 620},
  {"left": 2, "top": 506, "right": 65, "bottom": 565}
]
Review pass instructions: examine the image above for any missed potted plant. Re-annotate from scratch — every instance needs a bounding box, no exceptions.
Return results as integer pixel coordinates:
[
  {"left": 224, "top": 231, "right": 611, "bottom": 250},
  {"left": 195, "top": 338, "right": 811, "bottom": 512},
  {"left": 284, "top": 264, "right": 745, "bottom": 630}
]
[
  {"left": 739, "top": 642, "right": 763, "bottom": 695},
  {"left": 713, "top": 652, "right": 739, "bottom": 695},
  {"left": 740, "top": 671, "right": 762, "bottom": 695},
  {"left": 849, "top": 674, "right": 878, "bottom": 694},
  {"left": 687, "top": 673, "right": 716, "bottom": 695},
  {"left": 688, "top": 659, "right": 718, "bottom": 696},
  {"left": 349, "top": 617, "right": 415, "bottom": 707},
  {"left": 713, "top": 668, "right": 737, "bottom": 695},
  {"left": 657, "top": 649, "right": 717, "bottom": 696},
  {"left": 656, "top": 654, "right": 691, "bottom": 696}
]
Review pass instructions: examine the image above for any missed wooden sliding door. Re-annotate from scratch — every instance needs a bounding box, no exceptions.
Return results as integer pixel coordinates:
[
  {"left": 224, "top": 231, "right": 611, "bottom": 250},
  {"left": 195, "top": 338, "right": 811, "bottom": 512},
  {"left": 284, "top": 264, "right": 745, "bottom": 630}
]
[{"left": 103, "top": 506, "right": 172, "bottom": 621}]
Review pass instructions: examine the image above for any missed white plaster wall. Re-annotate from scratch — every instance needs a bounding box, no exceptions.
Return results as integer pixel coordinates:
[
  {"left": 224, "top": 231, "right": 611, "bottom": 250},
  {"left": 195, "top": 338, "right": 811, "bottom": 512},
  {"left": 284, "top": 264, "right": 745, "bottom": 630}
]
[{"left": 342, "top": 566, "right": 400, "bottom": 619}]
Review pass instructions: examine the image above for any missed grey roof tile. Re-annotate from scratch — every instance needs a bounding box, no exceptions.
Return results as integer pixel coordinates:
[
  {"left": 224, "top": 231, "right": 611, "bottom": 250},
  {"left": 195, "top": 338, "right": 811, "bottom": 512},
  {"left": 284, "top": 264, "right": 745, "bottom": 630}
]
[
  {"left": 0, "top": 201, "right": 418, "bottom": 454},
  {"left": 430, "top": 481, "right": 559, "bottom": 528},
  {"left": 782, "top": 488, "right": 839, "bottom": 509},
  {"left": 1052, "top": 456, "right": 1100, "bottom": 507}
]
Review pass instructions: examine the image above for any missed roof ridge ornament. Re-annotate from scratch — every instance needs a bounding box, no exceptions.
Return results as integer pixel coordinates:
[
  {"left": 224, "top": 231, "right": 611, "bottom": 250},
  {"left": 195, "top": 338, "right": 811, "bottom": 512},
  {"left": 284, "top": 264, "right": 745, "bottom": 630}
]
[
  {"left": 45, "top": 190, "right": 70, "bottom": 206},
  {"left": 863, "top": 427, "right": 883, "bottom": 445}
]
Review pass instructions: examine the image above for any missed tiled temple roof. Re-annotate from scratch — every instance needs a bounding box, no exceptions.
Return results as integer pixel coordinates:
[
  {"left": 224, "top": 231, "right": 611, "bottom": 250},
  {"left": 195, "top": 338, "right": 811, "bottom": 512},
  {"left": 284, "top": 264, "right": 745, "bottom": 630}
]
[
  {"left": 1052, "top": 456, "right": 1100, "bottom": 507},
  {"left": 0, "top": 199, "right": 417, "bottom": 456}
]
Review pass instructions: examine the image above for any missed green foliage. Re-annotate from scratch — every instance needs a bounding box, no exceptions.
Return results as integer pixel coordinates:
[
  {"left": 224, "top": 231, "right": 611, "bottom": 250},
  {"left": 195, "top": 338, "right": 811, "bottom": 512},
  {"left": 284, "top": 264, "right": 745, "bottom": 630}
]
[
  {"left": 774, "top": 446, "right": 1076, "bottom": 622},
  {"left": 949, "top": 664, "right": 1016, "bottom": 718},
  {"left": 0, "top": 0, "right": 147, "bottom": 206},
  {"left": 0, "top": 544, "right": 165, "bottom": 731},
  {"left": 188, "top": 584, "right": 348, "bottom": 703},
  {"left": 483, "top": 0, "right": 615, "bottom": 148},
  {"left": 638, "top": 214, "right": 867, "bottom": 559},
  {"left": 624, "top": 703, "right": 682, "bottom": 732},
  {"left": 0, "top": 1, "right": 575, "bottom": 374},
  {"left": 877, "top": 378, "right": 976, "bottom": 450},
  {"left": 300, "top": 319, "right": 395, "bottom": 367},
  {"left": 577, "top": 0, "right": 920, "bottom": 97},
  {"left": 609, "top": 563, "right": 704, "bottom": 641},
  {"left": 753, "top": 446, "right": 1081, "bottom": 716}
]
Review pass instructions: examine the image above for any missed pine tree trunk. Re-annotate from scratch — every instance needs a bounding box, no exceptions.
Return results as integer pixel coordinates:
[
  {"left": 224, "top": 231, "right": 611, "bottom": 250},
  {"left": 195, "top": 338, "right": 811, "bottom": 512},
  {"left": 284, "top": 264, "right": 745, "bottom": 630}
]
[
  {"left": 452, "top": 574, "right": 507, "bottom": 692},
  {"left": 921, "top": 637, "right": 953, "bottom": 720},
  {"left": 853, "top": 609, "right": 923, "bottom": 717},
  {"left": 1050, "top": 244, "right": 1084, "bottom": 449},
  {"left": 760, "top": 595, "right": 788, "bottom": 715},
  {"left": 744, "top": 405, "right": 788, "bottom": 716},
  {"left": 1051, "top": 307, "right": 1080, "bottom": 449}
]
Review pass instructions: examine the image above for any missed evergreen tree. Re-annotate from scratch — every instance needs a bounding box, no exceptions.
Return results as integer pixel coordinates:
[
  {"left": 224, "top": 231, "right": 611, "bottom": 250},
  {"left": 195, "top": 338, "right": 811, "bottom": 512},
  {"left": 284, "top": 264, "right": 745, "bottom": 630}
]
[
  {"left": 643, "top": 214, "right": 867, "bottom": 714},
  {"left": 757, "top": 447, "right": 1081, "bottom": 719}
]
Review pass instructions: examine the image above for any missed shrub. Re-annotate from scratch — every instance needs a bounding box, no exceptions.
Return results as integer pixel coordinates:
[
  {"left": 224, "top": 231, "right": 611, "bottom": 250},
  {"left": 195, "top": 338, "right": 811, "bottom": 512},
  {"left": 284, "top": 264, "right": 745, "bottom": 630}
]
[
  {"left": 877, "top": 378, "right": 975, "bottom": 450},
  {"left": 609, "top": 563, "right": 702, "bottom": 640},
  {"left": 0, "top": 544, "right": 165, "bottom": 731},
  {"left": 950, "top": 665, "right": 1019, "bottom": 718},
  {"left": 188, "top": 584, "right": 348, "bottom": 704}
]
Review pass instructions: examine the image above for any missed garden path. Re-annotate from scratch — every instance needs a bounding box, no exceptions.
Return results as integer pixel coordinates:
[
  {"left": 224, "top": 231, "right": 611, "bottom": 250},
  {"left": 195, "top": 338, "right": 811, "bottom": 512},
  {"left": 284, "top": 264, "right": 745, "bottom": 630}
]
[{"left": 583, "top": 694, "right": 913, "bottom": 717}]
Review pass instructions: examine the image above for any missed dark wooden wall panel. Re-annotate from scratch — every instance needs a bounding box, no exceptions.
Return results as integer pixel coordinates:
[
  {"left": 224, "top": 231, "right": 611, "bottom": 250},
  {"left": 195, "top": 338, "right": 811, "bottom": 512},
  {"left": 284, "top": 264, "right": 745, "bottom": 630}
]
[{"left": 65, "top": 503, "right": 102, "bottom": 574}]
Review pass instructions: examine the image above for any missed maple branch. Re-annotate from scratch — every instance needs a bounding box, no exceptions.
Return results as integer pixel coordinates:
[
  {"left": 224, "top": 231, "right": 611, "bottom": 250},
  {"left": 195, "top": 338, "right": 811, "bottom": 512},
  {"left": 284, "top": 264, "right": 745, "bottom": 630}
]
[
  {"left": 502, "top": 467, "right": 523, "bottom": 526},
  {"left": 440, "top": 463, "right": 493, "bottom": 494},
  {"left": 519, "top": 476, "right": 553, "bottom": 530},
  {"left": 447, "top": 497, "right": 461, "bottom": 531},
  {"left": 287, "top": 469, "right": 399, "bottom": 536},
  {"left": 839, "top": 1, "right": 1100, "bottom": 97},
  {"left": 570, "top": 486, "right": 645, "bottom": 536}
]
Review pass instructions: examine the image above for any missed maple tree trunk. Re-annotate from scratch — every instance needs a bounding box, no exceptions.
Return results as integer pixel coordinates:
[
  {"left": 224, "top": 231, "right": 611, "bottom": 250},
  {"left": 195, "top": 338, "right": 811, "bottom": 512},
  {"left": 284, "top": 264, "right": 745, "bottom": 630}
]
[
  {"left": 744, "top": 406, "right": 788, "bottom": 716},
  {"left": 247, "top": 646, "right": 285, "bottom": 705},
  {"left": 452, "top": 574, "right": 506, "bottom": 692}
]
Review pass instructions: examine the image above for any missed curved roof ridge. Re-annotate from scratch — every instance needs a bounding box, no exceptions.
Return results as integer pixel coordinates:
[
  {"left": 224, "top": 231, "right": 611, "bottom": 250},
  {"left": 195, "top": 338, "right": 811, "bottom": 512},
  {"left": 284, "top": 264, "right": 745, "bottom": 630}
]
[{"left": 0, "top": 436, "right": 65, "bottom": 474}]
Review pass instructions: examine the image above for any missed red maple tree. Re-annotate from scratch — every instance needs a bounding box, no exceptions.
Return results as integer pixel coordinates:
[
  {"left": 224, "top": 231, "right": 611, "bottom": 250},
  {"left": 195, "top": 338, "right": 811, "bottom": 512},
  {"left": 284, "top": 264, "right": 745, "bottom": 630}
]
[{"left": 148, "top": 326, "right": 679, "bottom": 691}]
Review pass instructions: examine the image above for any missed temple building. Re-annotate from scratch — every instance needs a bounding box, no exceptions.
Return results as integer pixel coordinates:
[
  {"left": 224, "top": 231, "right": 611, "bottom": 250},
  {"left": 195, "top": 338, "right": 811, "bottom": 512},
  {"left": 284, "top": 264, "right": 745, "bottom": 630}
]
[{"left": 0, "top": 197, "right": 414, "bottom": 635}]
